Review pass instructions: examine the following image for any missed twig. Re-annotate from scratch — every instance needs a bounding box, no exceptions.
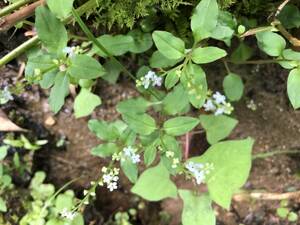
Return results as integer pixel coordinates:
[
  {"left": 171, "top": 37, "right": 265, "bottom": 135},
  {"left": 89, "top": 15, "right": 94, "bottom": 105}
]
[
  {"left": 0, "top": 0, "right": 36, "bottom": 18},
  {"left": 0, "top": 0, "right": 45, "bottom": 32},
  {"left": 274, "top": 20, "right": 300, "bottom": 47},
  {"left": 240, "top": 26, "right": 274, "bottom": 38},
  {"left": 233, "top": 190, "right": 300, "bottom": 202},
  {"left": 252, "top": 149, "right": 300, "bottom": 160},
  {"left": 184, "top": 132, "right": 190, "bottom": 160},
  {"left": 0, "top": 0, "right": 98, "bottom": 68},
  {"left": 275, "top": 0, "right": 291, "bottom": 17}
]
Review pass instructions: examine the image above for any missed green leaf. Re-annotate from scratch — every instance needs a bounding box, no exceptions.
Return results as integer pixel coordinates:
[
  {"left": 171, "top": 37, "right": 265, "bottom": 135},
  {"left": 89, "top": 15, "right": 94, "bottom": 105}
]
[
  {"left": 192, "top": 47, "right": 227, "bottom": 64},
  {"left": 74, "top": 88, "right": 101, "bottom": 118},
  {"left": 91, "top": 143, "right": 119, "bottom": 158},
  {"left": 276, "top": 207, "right": 289, "bottom": 218},
  {"left": 121, "top": 159, "right": 138, "bottom": 183},
  {"left": 46, "top": 0, "right": 74, "bottom": 19},
  {"left": 117, "top": 98, "right": 150, "bottom": 114},
  {"left": 190, "top": 138, "right": 254, "bottom": 209},
  {"left": 287, "top": 68, "right": 300, "bottom": 109},
  {"left": 131, "top": 162, "right": 177, "bottom": 201},
  {"left": 282, "top": 49, "right": 300, "bottom": 61},
  {"left": 278, "top": 5, "right": 300, "bottom": 29},
  {"left": 102, "top": 59, "right": 123, "bottom": 84},
  {"left": 288, "top": 212, "right": 298, "bottom": 222},
  {"left": 191, "top": 0, "right": 219, "bottom": 42},
  {"left": 49, "top": 72, "right": 69, "bottom": 114},
  {"left": 92, "top": 34, "right": 134, "bottom": 57},
  {"left": 230, "top": 42, "right": 253, "bottom": 63},
  {"left": 25, "top": 54, "right": 56, "bottom": 82},
  {"left": 0, "top": 197, "right": 7, "bottom": 212},
  {"left": 179, "top": 190, "right": 216, "bottom": 225},
  {"left": 163, "top": 84, "right": 190, "bottom": 115},
  {"left": 256, "top": 31, "right": 286, "bottom": 57},
  {"left": 88, "top": 120, "right": 121, "bottom": 141},
  {"left": 150, "top": 51, "right": 181, "bottom": 69},
  {"left": 165, "top": 70, "right": 180, "bottom": 90},
  {"left": 122, "top": 112, "right": 157, "bottom": 135},
  {"left": 152, "top": 31, "right": 185, "bottom": 60},
  {"left": 39, "top": 69, "right": 58, "bottom": 89},
  {"left": 68, "top": 55, "right": 106, "bottom": 79},
  {"left": 211, "top": 11, "right": 236, "bottom": 46},
  {"left": 128, "top": 29, "right": 153, "bottom": 53},
  {"left": 0, "top": 146, "right": 8, "bottom": 160},
  {"left": 181, "top": 63, "right": 208, "bottom": 108},
  {"left": 223, "top": 73, "right": 244, "bottom": 101},
  {"left": 144, "top": 144, "right": 157, "bottom": 166},
  {"left": 35, "top": 6, "right": 68, "bottom": 53},
  {"left": 163, "top": 116, "right": 200, "bottom": 136},
  {"left": 199, "top": 115, "right": 238, "bottom": 144}
]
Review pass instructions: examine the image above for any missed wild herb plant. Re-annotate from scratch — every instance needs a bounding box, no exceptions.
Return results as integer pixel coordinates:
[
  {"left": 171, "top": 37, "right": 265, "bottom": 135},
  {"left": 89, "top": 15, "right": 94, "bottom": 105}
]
[{"left": 1, "top": 0, "right": 300, "bottom": 224}]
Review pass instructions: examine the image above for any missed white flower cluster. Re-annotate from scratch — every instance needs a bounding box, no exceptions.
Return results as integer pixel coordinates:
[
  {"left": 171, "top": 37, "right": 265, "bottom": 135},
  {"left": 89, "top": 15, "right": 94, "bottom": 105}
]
[
  {"left": 136, "top": 71, "right": 162, "bottom": 89},
  {"left": 100, "top": 167, "right": 119, "bottom": 192},
  {"left": 203, "top": 91, "right": 233, "bottom": 116},
  {"left": 123, "top": 146, "right": 141, "bottom": 164},
  {"left": 185, "top": 162, "right": 214, "bottom": 185},
  {"left": 166, "top": 151, "right": 180, "bottom": 169},
  {"left": 60, "top": 208, "right": 76, "bottom": 220}
]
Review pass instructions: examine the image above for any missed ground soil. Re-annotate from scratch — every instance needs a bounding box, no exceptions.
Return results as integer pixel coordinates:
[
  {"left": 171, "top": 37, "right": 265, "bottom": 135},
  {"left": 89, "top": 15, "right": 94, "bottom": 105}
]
[{"left": 1, "top": 47, "right": 300, "bottom": 225}]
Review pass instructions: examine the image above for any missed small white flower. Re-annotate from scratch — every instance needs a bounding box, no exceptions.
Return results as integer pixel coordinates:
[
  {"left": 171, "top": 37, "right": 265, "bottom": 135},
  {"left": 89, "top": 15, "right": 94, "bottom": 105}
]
[
  {"left": 103, "top": 174, "right": 112, "bottom": 183},
  {"left": 203, "top": 99, "right": 216, "bottom": 111},
  {"left": 185, "top": 162, "right": 213, "bottom": 185},
  {"left": 123, "top": 146, "right": 134, "bottom": 157},
  {"left": 213, "top": 92, "right": 226, "bottom": 104},
  {"left": 60, "top": 208, "right": 76, "bottom": 220},
  {"left": 107, "top": 182, "right": 118, "bottom": 191},
  {"left": 142, "top": 77, "right": 151, "bottom": 89},
  {"left": 152, "top": 76, "right": 162, "bottom": 87},
  {"left": 63, "top": 47, "right": 75, "bottom": 57},
  {"left": 214, "top": 107, "right": 225, "bottom": 116},
  {"left": 131, "top": 154, "right": 141, "bottom": 164}
]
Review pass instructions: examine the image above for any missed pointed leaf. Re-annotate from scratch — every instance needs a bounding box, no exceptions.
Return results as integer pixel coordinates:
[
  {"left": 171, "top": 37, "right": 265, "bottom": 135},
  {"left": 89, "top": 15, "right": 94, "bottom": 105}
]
[
  {"left": 163, "top": 116, "right": 200, "bottom": 136},
  {"left": 74, "top": 88, "right": 101, "bottom": 118}
]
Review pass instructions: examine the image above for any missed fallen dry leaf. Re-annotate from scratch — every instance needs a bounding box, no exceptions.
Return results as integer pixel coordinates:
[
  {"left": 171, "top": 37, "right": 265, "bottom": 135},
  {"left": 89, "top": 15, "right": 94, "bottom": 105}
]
[{"left": 0, "top": 110, "right": 27, "bottom": 132}]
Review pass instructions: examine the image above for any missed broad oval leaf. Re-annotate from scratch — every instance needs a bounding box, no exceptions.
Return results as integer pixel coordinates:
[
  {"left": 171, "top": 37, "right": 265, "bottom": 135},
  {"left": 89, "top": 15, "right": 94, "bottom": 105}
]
[
  {"left": 199, "top": 115, "right": 238, "bottom": 144},
  {"left": 152, "top": 31, "right": 185, "bottom": 60},
  {"left": 92, "top": 34, "right": 134, "bottom": 57},
  {"left": 68, "top": 55, "right": 106, "bottom": 79},
  {"left": 121, "top": 159, "right": 138, "bottom": 183},
  {"left": 74, "top": 88, "right": 101, "bottom": 118},
  {"left": 165, "top": 70, "right": 180, "bottom": 90},
  {"left": 35, "top": 6, "right": 68, "bottom": 53},
  {"left": 256, "top": 31, "right": 286, "bottom": 57},
  {"left": 163, "top": 84, "right": 190, "bottom": 115},
  {"left": 192, "top": 47, "right": 227, "bottom": 64},
  {"left": 122, "top": 112, "right": 157, "bottom": 135},
  {"left": 49, "top": 72, "right": 69, "bottom": 114},
  {"left": 190, "top": 138, "right": 254, "bottom": 209},
  {"left": 128, "top": 29, "right": 153, "bottom": 54},
  {"left": 181, "top": 63, "right": 208, "bottom": 108},
  {"left": 287, "top": 68, "right": 300, "bottom": 109},
  {"left": 179, "top": 190, "right": 216, "bottom": 225},
  {"left": 163, "top": 116, "right": 200, "bottom": 136},
  {"left": 117, "top": 98, "right": 150, "bottom": 114},
  {"left": 131, "top": 162, "right": 177, "bottom": 201},
  {"left": 91, "top": 143, "right": 119, "bottom": 158},
  {"left": 191, "top": 0, "right": 219, "bottom": 42},
  {"left": 150, "top": 51, "right": 181, "bottom": 69},
  {"left": 88, "top": 120, "right": 122, "bottom": 141},
  {"left": 223, "top": 73, "right": 244, "bottom": 101}
]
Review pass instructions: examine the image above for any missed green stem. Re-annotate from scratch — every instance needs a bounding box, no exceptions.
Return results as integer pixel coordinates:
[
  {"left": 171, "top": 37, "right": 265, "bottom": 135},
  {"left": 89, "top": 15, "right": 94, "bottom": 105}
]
[
  {"left": 0, "top": 35, "right": 39, "bottom": 66},
  {"left": 0, "top": 0, "right": 35, "bottom": 18},
  {"left": 0, "top": 0, "right": 98, "bottom": 68},
  {"left": 226, "top": 58, "right": 288, "bottom": 65},
  {"left": 71, "top": 8, "right": 162, "bottom": 100},
  {"left": 252, "top": 149, "right": 300, "bottom": 160}
]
